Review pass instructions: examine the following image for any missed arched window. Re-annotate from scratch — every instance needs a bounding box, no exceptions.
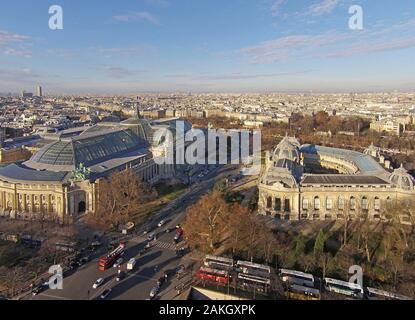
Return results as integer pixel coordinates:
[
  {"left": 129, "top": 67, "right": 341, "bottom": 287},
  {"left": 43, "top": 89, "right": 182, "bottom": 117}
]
[
  {"left": 361, "top": 197, "right": 369, "bottom": 211},
  {"left": 326, "top": 198, "right": 333, "bottom": 210},
  {"left": 338, "top": 196, "right": 345, "bottom": 210},
  {"left": 350, "top": 197, "right": 356, "bottom": 211},
  {"left": 275, "top": 198, "right": 282, "bottom": 211},
  {"left": 314, "top": 197, "right": 320, "bottom": 210},
  {"left": 302, "top": 198, "right": 309, "bottom": 210},
  {"left": 374, "top": 197, "right": 381, "bottom": 211},
  {"left": 284, "top": 199, "right": 291, "bottom": 212}
]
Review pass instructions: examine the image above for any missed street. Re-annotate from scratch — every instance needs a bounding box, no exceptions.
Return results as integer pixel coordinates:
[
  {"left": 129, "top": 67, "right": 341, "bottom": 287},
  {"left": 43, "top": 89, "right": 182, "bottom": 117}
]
[{"left": 26, "top": 164, "right": 241, "bottom": 300}]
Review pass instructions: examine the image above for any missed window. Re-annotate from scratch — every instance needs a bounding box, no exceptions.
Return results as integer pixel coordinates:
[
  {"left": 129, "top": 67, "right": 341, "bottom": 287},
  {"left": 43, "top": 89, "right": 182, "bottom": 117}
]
[
  {"left": 326, "top": 198, "right": 333, "bottom": 210},
  {"left": 302, "top": 199, "right": 309, "bottom": 210},
  {"left": 350, "top": 197, "right": 356, "bottom": 211},
  {"left": 314, "top": 197, "right": 320, "bottom": 211},
  {"left": 275, "top": 198, "right": 281, "bottom": 211},
  {"left": 284, "top": 199, "right": 291, "bottom": 212},
  {"left": 374, "top": 197, "right": 380, "bottom": 211},
  {"left": 362, "top": 197, "right": 368, "bottom": 211},
  {"left": 338, "top": 197, "right": 345, "bottom": 211}
]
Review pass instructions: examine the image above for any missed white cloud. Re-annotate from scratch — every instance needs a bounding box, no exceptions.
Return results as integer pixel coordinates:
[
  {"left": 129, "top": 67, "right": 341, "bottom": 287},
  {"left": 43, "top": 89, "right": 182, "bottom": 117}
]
[
  {"left": 113, "top": 11, "right": 160, "bottom": 25},
  {"left": 307, "top": 0, "right": 341, "bottom": 16},
  {"left": 193, "top": 70, "right": 312, "bottom": 81},
  {"left": 96, "top": 45, "right": 157, "bottom": 58},
  {"left": 240, "top": 31, "right": 348, "bottom": 63},
  {"left": 145, "top": 0, "right": 170, "bottom": 8},
  {"left": 327, "top": 37, "right": 415, "bottom": 58},
  {"left": 102, "top": 66, "right": 143, "bottom": 79},
  {"left": 271, "top": 0, "right": 286, "bottom": 17},
  {"left": 240, "top": 17, "right": 415, "bottom": 63},
  {"left": 0, "top": 30, "right": 32, "bottom": 57}
]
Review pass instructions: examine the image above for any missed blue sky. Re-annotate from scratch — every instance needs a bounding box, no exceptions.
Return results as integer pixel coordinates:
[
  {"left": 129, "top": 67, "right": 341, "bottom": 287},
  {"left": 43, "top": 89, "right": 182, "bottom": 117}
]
[{"left": 0, "top": 0, "right": 415, "bottom": 94}]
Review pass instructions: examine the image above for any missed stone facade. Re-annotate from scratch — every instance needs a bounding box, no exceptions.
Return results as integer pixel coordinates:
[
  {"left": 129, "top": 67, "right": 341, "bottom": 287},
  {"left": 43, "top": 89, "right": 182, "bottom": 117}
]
[{"left": 258, "top": 136, "right": 415, "bottom": 224}]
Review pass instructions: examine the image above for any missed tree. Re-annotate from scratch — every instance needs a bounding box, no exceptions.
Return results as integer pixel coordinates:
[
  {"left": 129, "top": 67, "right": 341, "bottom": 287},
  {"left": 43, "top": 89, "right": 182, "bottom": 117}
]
[
  {"left": 183, "top": 191, "right": 230, "bottom": 253},
  {"left": 91, "top": 169, "right": 156, "bottom": 229},
  {"left": 314, "top": 230, "right": 326, "bottom": 260},
  {"left": 228, "top": 203, "right": 250, "bottom": 257}
]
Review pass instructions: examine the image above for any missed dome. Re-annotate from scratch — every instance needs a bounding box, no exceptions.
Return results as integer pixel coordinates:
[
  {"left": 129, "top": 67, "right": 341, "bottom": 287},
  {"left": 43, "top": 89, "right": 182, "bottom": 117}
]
[
  {"left": 26, "top": 127, "right": 146, "bottom": 172},
  {"left": 30, "top": 140, "right": 74, "bottom": 166},
  {"left": 390, "top": 164, "right": 414, "bottom": 190},
  {"left": 273, "top": 136, "right": 300, "bottom": 162}
]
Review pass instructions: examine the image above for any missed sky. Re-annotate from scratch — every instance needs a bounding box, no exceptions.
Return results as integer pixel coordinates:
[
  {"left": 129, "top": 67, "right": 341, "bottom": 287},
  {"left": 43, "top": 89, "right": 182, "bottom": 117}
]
[{"left": 0, "top": 0, "right": 415, "bottom": 94}]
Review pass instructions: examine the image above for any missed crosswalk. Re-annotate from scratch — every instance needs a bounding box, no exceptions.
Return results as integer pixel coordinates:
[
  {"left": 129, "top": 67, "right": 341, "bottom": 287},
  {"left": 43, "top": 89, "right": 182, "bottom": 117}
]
[{"left": 153, "top": 241, "right": 177, "bottom": 251}]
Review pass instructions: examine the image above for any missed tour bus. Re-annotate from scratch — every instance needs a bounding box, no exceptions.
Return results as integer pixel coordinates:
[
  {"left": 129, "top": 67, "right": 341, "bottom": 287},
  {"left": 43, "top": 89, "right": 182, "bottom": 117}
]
[
  {"left": 286, "top": 284, "right": 321, "bottom": 300},
  {"left": 236, "top": 261, "right": 271, "bottom": 278},
  {"left": 195, "top": 266, "right": 231, "bottom": 285},
  {"left": 324, "top": 278, "right": 364, "bottom": 298},
  {"left": 365, "top": 287, "right": 412, "bottom": 300},
  {"left": 237, "top": 273, "right": 271, "bottom": 293},
  {"left": 98, "top": 243, "right": 125, "bottom": 271},
  {"left": 203, "top": 255, "right": 234, "bottom": 271},
  {"left": 279, "top": 269, "right": 315, "bottom": 288}
]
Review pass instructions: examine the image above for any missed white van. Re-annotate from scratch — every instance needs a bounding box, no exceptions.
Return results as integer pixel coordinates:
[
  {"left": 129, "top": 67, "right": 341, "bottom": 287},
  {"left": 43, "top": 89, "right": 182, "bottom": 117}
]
[{"left": 127, "top": 258, "right": 137, "bottom": 271}]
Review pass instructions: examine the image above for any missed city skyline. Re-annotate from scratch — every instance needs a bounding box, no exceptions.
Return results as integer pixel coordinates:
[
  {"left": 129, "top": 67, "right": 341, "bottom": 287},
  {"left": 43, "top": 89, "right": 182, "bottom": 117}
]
[{"left": 0, "top": 0, "right": 415, "bottom": 94}]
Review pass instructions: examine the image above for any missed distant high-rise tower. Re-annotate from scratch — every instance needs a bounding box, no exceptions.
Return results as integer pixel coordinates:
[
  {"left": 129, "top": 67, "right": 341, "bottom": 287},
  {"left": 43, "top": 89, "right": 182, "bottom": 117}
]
[
  {"left": 37, "top": 85, "right": 43, "bottom": 97},
  {"left": 136, "top": 96, "right": 142, "bottom": 119}
]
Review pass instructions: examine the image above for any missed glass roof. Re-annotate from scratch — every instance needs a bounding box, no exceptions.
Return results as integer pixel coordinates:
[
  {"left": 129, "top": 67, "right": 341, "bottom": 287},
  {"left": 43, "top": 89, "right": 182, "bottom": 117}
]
[{"left": 30, "top": 129, "right": 145, "bottom": 168}]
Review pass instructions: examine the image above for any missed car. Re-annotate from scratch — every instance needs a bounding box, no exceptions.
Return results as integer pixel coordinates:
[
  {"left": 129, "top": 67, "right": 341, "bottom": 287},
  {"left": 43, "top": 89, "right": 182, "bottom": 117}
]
[
  {"left": 174, "top": 228, "right": 184, "bottom": 243},
  {"left": 157, "top": 220, "right": 165, "bottom": 228},
  {"left": 165, "top": 227, "right": 174, "bottom": 233},
  {"left": 92, "top": 278, "right": 104, "bottom": 289},
  {"left": 157, "top": 276, "right": 166, "bottom": 287},
  {"left": 138, "top": 248, "right": 148, "bottom": 256},
  {"left": 100, "top": 289, "right": 112, "bottom": 299},
  {"left": 77, "top": 256, "right": 90, "bottom": 266},
  {"left": 143, "top": 226, "right": 153, "bottom": 235},
  {"left": 32, "top": 284, "right": 47, "bottom": 296},
  {"left": 113, "top": 258, "right": 123, "bottom": 268},
  {"left": 116, "top": 271, "right": 126, "bottom": 282},
  {"left": 91, "top": 241, "right": 101, "bottom": 247},
  {"left": 147, "top": 232, "right": 155, "bottom": 242},
  {"left": 149, "top": 285, "right": 160, "bottom": 298}
]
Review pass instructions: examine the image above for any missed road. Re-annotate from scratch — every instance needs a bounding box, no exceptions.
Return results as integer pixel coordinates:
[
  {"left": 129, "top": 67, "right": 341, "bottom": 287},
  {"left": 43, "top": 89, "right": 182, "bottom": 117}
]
[{"left": 26, "top": 164, "right": 240, "bottom": 300}]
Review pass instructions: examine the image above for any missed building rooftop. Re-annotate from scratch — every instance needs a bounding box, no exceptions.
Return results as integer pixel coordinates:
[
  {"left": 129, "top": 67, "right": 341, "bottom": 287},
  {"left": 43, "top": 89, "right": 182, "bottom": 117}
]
[
  {"left": 25, "top": 126, "right": 148, "bottom": 172},
  {"left": 0, "top": 163, "right": 70, "bottom": 183},
  {"left": 300, "top": 144, "right": 386, "bottom": 174},
  {"left": 301, "top": 175, "right": 389, "bottom": 185}
]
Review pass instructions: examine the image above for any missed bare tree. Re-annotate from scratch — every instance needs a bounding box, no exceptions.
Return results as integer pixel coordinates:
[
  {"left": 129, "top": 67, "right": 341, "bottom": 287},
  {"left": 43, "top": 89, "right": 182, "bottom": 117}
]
[
  {"left": 90, "top": 169, "right": 156, "bottom": 229},
  {"left": 183, "top": 191, "right": 230, "bottom": 253}
]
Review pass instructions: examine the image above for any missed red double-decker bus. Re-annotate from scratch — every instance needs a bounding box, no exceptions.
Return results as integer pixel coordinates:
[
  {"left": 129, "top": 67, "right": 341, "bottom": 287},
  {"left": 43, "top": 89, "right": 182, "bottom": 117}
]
[
  {"left": 98, "top": 242, "right": 125, "bottom": 271},
  {"left": 195, "top": 266, "right": 230, "bottom": 285}
]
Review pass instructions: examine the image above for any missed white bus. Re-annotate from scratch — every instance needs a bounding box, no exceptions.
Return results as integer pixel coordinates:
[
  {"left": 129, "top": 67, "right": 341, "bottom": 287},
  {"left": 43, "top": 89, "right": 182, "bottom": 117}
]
[
  {"left": 203, "top": 255, "right": 234, "bottom": 271},
  {"left": 324, "top": 278, "right": 364, "bottom": 298},
  {"left": 366, "top": 287, "right": 412, "bottom": 301},
  {"left": 279, "top": 269, "right": 315, "bottom": 288},
  {"left": 237, "top": 274, "right": 271, "bottom": 293},
  {"left": 236, "top": 261, "right": 271, "bottom": 278}
]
